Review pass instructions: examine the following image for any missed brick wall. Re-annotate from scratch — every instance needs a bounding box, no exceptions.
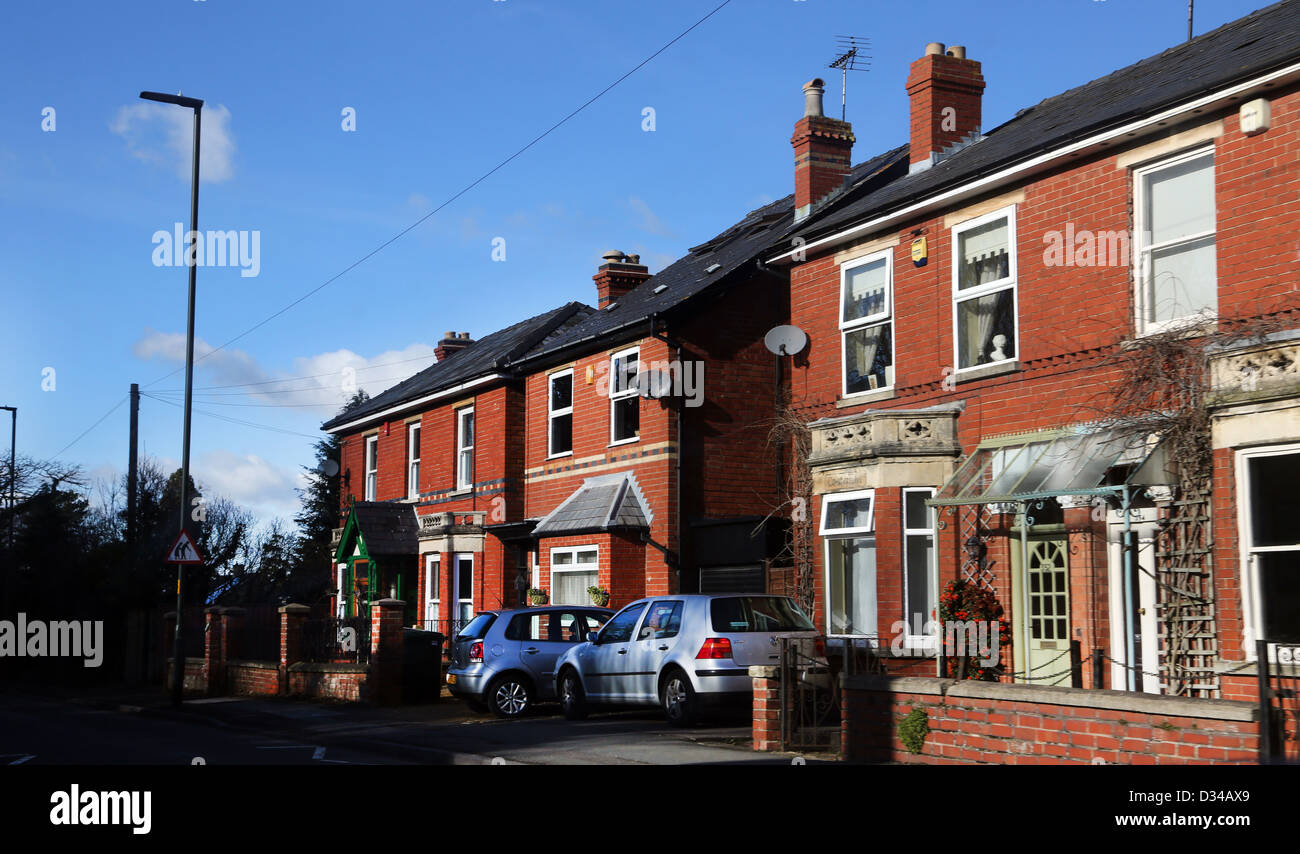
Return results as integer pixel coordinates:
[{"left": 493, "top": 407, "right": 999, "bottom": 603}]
[
  {"left": 227, "top": 661, "right": 280, "bottom": 697},
  {"left": 841, "top": 675, "right": 1259, "bottom": 764}
]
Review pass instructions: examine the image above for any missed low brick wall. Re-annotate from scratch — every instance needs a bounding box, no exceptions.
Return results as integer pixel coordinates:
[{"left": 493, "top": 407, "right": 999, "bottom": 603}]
[
  {"left": 164, "top": 657, "right": 206, "bottom": 694},
  {"left": 287, "top": 662, "right": 368, "bottom": 702},
  {"left": 843, "top": 675, "right": 1260, "bottom": 765},
  {"left": 227, "top": 660, "right": 280, "bottom": 697}
]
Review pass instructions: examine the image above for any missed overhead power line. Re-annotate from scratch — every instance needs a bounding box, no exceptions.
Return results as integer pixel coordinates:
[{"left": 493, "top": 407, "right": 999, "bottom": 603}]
[{"left": 141, "top": 0, "right": 734, "bottom": 392}]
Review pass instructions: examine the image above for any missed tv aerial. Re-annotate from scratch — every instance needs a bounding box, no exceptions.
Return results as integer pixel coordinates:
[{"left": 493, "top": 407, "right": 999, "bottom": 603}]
[
  {"left": 764, "top": 325, "right": 808, "bottom": 357},
  {"left": 828, "top": 35, "right": 871, "bottom": 121}
]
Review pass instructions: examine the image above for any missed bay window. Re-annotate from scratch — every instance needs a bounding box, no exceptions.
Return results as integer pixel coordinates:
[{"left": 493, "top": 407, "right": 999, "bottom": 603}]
[
  {"left": 821, "top": 490, "right": 877, "bottom": 638},
  {"left": 1238, "top": 445, "right": 1300, "bottom": 653},
  {"left": 953, "top": 206, "right": 1017, "bottom": 370},
  {"left": 1134, "top": 148, "right": 1216, "bottom": 334},
  {"left": 840, "top": 251, "right": 894, "bottom": 396},
  {"left": 551, "top": 546, "right": 599, "bottom": 606},
  {"left": 903, "top": 488, "right": 937, "bottom": 649}
]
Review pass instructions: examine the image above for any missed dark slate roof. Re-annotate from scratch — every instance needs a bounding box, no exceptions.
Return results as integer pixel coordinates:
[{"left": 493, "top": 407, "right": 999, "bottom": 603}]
[
  {"left": 532, "top": 472, "right": 652, "bottom": 536},
  {"left": 322, "top": 302, "right": 593, "bottom": 430},
  {"left": 350, "top": 502, "right": 419, "bottom": 555},
  {"left": 513, "top": 146, "right": 909, "bottom": 367},
  {"left": 790, "top": 0, "right": 1300, "bottom": 243}
]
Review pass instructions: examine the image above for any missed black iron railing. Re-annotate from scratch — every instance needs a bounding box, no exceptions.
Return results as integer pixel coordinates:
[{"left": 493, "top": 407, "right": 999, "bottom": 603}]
[{"left": 300, "top": 616, "right": 370, "bottom": 665}]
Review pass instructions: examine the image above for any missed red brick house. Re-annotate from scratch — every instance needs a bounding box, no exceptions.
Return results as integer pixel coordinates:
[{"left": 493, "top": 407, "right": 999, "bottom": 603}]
[
  {"left": 323, "top": 204, "right": 794, "bottom": 627},
  {"left": 763, "top": 1, "right": 1300, "bottom": 702}
]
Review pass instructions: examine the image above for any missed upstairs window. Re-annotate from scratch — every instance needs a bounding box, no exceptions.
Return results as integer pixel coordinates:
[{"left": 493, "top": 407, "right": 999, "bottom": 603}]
[
  {"left": 549, "top": 370, "right": 574, "bottom": 457},
  {"left": 840, "top": 250, "right": 894, "bottom": 396},
  {"left": 609, "top": 347, "right": 640, "bottom": 444},
  {"left": 1134, "top": 148, "right": 1216, "bottom": 334},
  {"left": 456, "top": 407, "right": 474, "bottom": 491},
  {"left": 953, "top": 206, "right": 1017, "bottom": 370},
  {"left": 364, "top": 435, "right": 378, "bottom": 501},
  {"left": 406, "top": 422, "right": 421, "bottom": 499}
]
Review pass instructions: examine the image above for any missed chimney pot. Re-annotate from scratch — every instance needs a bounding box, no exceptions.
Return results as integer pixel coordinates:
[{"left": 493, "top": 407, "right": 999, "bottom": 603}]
[
  {"left": 593, "top": 250, "right": 650, "bottom": 308},
  {"left": 602, "top": 250, "right": 625, "bottom": 263},
  {"left": 435, "top": 331, "right": 475, "bottom": 361},
  {"left": 802, "top": 78, "right": 826, "bottom": 117},
  {"left": 925, "top": 42, "right": 946, "bottom": 56},
  {"left": 947, "top": 45, "right": 966, "bottom": 59}
]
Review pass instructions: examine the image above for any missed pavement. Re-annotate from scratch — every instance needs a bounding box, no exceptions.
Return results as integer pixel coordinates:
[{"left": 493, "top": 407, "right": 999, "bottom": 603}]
[{"left": 0, "top": 681, "right": 839, "bottom": 766}]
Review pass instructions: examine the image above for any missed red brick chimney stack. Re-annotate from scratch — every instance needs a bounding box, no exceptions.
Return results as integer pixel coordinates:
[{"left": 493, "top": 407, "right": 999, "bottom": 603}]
[
  {"left": 435, "top": 331, "right": 474, "bottom": 361},
  {"left": 906, "top": 43, "right": 985, "bottom": 172},
  {"left": 593, "top": 251, "right": 651, "bottom": 308},
  {"left": 792, "top": 77, "right": 855, "bottom": 222}
]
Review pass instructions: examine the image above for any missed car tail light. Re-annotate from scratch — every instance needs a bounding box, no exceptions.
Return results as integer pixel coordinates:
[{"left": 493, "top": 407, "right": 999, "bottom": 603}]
[
  {"left": 696, "top": 638, "right": 732, "bottom": 659},
  {"left": 469, "top": 641, "right": 483, "bottom": 663},
  {"left": 814, "top": 637, "right": 826, "bottom": 658}
]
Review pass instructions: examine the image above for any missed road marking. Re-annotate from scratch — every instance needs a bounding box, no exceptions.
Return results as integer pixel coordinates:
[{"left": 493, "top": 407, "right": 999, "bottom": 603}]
[
  {"left": 2, "top": 754, "right": 36, "bottom": 765},
  {"left": 312, "top": 746, "right": 326, "bottom": 760}
]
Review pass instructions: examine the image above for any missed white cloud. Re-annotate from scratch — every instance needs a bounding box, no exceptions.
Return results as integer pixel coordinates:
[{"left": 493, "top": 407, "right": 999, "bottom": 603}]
[
  {"left": 195, "top": 450, "right": 299, "bottom": 512},
  {"left": 111, "top": 102, "right": 236, "bottom": 183},
  {"left": 132, "top": 328, "right": 437, "bottom": 409},
  {"left": 628, "top": 196, "right": 675, "bottom": 237}
]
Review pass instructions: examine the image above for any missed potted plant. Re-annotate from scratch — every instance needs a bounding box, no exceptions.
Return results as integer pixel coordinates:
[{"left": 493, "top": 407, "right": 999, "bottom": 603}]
[
  {"left": 527, "top": 588, "right": 548, "bottom": 605},
  {"left": 587, "top": 586, "right": 610, "bottom": 607}
]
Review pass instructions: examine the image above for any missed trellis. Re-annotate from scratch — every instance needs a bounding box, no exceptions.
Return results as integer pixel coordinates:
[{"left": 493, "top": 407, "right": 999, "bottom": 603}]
[{"left": 1154, "top": 481, "right": 1219, "bottom": 697}]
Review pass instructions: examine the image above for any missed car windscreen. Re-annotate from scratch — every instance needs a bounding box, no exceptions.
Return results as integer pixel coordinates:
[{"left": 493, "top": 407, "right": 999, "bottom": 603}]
[
  {"left": 456, "top": 613, "right": 496, "bottom": 641},
  {"left": 710, "top": 597, "right": 816, "bottom": 633}
]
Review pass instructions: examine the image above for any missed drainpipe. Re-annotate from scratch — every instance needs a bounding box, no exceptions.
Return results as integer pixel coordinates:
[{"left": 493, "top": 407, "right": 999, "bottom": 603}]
[
  {"left": 1122, "top": 484, "right": 1137, "bottom": 692},
  {"left": 648, "top": 312, "right": 686, "bottom": 593}
]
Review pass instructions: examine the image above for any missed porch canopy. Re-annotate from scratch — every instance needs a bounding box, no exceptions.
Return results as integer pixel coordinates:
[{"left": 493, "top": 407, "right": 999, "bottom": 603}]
[
  {"left": 532, "top": 472, "right": 652, "bottom": 537},
  {"left": 928, "top": 425, "right": 1170, "bottom": 508}
]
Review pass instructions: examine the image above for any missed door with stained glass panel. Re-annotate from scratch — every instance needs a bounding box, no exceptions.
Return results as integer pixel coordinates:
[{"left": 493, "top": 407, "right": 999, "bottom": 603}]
[{"left": 1023, "top": 539, "right": 1070, "bottom": 686}]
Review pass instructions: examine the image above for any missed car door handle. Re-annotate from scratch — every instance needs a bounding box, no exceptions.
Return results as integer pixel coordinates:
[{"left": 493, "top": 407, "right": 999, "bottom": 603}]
[
  {"left": 617, "top": 648, "right": 628, "bottom": 655},
  {"left": 523, "top": 647, "right": 538, "bottom": 654},
  {"left": 657, "top": 645, "right": 669, "bottom": 651}
]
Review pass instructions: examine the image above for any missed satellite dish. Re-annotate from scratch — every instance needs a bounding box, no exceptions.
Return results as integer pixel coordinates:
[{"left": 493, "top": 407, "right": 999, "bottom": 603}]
[
  {"left": 638, "top": 368, "right": 674, "bottom": 399},
  {"left": 321, "top": 459, "right": 340, "bottom": 477},
  {"left": 764, "top": 325, "right": 808, "bottom": 356}
]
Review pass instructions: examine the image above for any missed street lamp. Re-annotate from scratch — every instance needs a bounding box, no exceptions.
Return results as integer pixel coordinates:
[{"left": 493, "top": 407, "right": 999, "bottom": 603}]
[
  {"left": 1, "top": 406, "right": 14, "bottom": 616},
  {"left": 140, "top": 91, "right": 202, "bottom": 708}
]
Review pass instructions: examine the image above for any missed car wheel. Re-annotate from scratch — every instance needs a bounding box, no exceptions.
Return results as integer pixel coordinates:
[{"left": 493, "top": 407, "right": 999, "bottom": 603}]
[
  {"left": 559, "top": 669, "right": 588, "bottom": 721},
  {"left": 487, "top": 674, "right": 532, "bottom": 718},
  {"left": 661, "top": 670, "right": 698, "bottom": 728}
]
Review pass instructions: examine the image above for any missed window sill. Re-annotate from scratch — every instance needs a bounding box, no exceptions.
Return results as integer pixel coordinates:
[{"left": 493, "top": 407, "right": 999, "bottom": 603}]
[
  {"left": 1126, "top": 317, "right": 1217, "bottom": 345},
  {"left": 608, "top": 437, "right": 640, "bottom": 448},
  {"left": 837, "top": 387, "right": 896, "bottom": 408},
  {"left": 449, "top": 487, "right": 474, "bottom": 497},
  {"left": 546, "top": 451, "right": 574, "bottom": 461},
  {"left": 954, "top": 360, "right": 1019, "bottom": 383}
]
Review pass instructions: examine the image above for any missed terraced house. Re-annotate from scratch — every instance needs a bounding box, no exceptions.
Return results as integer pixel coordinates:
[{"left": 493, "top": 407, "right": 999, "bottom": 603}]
[{"left": 764, "top": 0, "right": 1300, "bottom": 710}]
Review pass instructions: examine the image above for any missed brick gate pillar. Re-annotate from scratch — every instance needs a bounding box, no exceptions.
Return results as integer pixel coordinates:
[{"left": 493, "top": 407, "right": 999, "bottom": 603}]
[
  {"left": 279, "top": 603, "right": 310, "bottom": 696},
  {"left": 369, "top": 598, "right": 406, "bottom": 705}
]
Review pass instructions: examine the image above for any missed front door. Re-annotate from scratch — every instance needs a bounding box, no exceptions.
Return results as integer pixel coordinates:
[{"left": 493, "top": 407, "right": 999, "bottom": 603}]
[
  {"left": 1019, "top": 538, "right": 1071, "bottom": 686},
  {"left": 452, "top": 553, "right": 474, "bottom": 633},
  {"left": 1108, "top": 514, "right": 1160, "bottom": 692}
]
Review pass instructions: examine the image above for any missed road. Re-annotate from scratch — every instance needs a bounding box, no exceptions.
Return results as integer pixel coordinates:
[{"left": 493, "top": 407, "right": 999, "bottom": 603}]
[{"left": 0, "top": 692, "right": 827, "bottom": 766}]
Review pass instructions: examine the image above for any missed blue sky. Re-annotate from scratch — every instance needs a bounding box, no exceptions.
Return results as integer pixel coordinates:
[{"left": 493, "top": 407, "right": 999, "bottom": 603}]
[{"left": 0, "top": 0, "right": 1272, "bottom": 524}]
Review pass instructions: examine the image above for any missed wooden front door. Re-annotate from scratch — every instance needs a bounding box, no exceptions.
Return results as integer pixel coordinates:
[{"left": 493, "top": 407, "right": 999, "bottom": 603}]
[{"left": 1020, "top": 538, "right": 1071, "bottom": 686}]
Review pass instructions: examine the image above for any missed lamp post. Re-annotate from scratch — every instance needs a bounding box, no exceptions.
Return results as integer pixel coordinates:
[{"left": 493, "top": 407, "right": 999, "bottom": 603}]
[
  {"left": 1, "top": 406, "right": 14, "bottom": 617},
  {"left": 140, "top": 91, "right": 203, "bottom": 708}
]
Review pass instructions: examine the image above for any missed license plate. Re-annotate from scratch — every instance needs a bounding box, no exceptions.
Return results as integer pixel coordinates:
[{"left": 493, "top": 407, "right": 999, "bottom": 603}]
[{"left": 446, "top": 673, "right": 457, "bottom": 685}]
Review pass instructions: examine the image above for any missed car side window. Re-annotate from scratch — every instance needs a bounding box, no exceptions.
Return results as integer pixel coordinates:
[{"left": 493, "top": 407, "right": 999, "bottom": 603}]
[
  {"left": 637, "top": 601, "right": 683, "bottom": 640},
  {"left": 555, "top": 612, "right": 590, "bottom": 642},
  {"left": 598, "top": 604, "right": 646, "bottom": 643}
]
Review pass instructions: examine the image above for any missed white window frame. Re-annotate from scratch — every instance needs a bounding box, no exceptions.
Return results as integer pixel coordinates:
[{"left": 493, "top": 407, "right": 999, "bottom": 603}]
[
  {"left": 364, "top": 434, "right": 378, "bottom": 501},
  {"left": 406, "top": 421, "right": 421, "bottom": 500},
  {"left": 550, "top": 545, "right": 600, "bottom": 606},
  {"left": 819, "top": 488, "right": 875, "bottom": 536},
  {"left": 424, "top": 553, "right": 440, "bottom": 624},
  {"left": 548, "top": 369, "right": 574, "bottom": 458},
  {"left": 609, "top": 346, "right": 640, "bottom": 446},
  {"left": 336, "top": 562, "right": 348, "bottom": 618},
  {"left": 1235, "top": 442, "right": 1300, "bottom": 662},
  {"left": 902, "top": 487, "right": 938, "bottom": 650},
  {"left": 1132, "top": 146, "right": 1217, "bottom": 336},
  {"left": 453, "top": 552, "right": 474, "bottom": 625},
  {"left": 455, "top": 407, "right": 474, "bottom": 491},
  {"left": 951, "top": 204, "right": 1019, "bottom": 373},
  {"left": 821, "top": 489, "right": 878, "bottom": 640},
  {"left": 839, "top": 249, "right": 895, "bottom": 398}
]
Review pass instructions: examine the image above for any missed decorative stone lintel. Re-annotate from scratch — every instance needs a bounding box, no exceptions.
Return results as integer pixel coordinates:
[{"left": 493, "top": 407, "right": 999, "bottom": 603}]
[
  {"left": 809, "top": 406, "right": 963, "bottom": 494},
  {"left": 1207, "top": 334, "right": 1300, "bottom": 408}
]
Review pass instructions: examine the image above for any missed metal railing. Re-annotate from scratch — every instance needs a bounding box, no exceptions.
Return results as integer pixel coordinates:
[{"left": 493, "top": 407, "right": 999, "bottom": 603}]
[
  {"left": 420, "top": 618, "right": 469, "bottom": 639},
  {"left": 778, "top": 637, "right": 841, "bottom": 753},
  {"left": 300, "top": 616, "right": 370, "bottom": 665}
]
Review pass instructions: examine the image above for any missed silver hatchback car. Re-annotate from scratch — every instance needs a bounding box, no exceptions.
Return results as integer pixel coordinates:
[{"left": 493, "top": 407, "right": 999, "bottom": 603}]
[
  {"left": 553, "top": 594, "right": 821, "bottom": 727},
  {"left": 445, "top": 605, "right": 613, "bottom": 717}
]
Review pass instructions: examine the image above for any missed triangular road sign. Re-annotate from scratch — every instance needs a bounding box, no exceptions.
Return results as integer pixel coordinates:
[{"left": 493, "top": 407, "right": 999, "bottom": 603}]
[{"left": 165, "top": 529, "right": 204, "bottom": 565}]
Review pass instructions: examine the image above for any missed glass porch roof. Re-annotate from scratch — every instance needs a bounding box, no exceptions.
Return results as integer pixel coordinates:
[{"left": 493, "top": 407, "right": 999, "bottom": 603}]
[{"left": 929, "top": 426, "right": 1166, "bottom": 507}]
